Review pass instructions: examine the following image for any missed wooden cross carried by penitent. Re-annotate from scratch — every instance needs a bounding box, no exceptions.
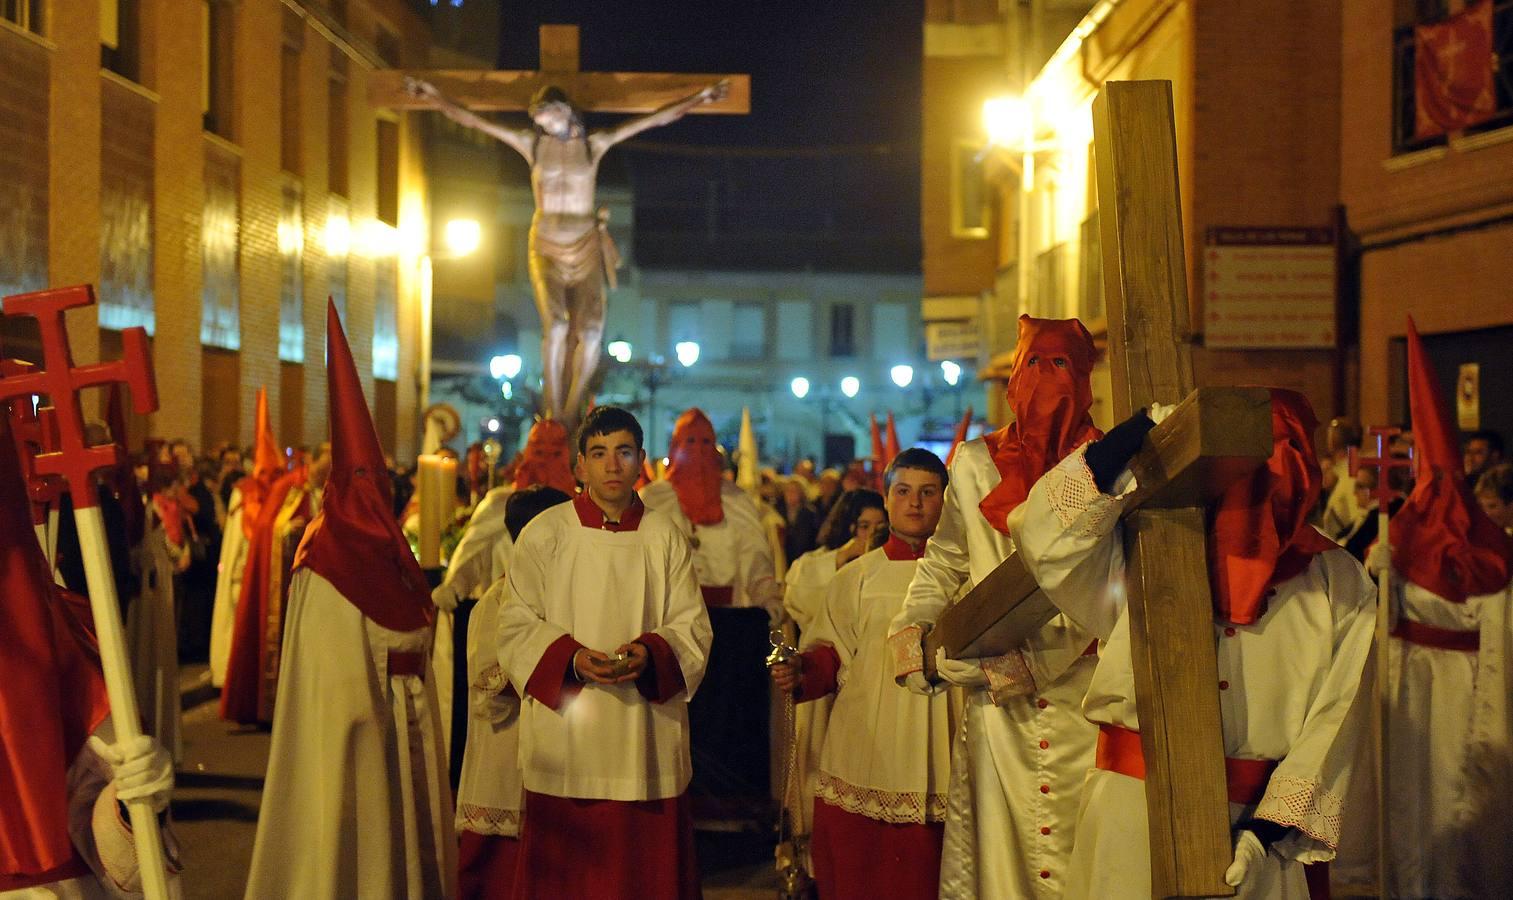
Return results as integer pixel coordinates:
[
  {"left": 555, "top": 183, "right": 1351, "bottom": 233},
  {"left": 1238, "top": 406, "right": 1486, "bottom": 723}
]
[
  {"left": 926, "top": 81, "right": 1280, "bottom": 898},
  {"left": 370, "top": 24, "right": 750, "bottom": 115},
  {"left": 0, "top": 285, "right": 172, "bottom": 900},
  {"left": 1349, "top": 426, "right": 1411, "bottom": 900}
]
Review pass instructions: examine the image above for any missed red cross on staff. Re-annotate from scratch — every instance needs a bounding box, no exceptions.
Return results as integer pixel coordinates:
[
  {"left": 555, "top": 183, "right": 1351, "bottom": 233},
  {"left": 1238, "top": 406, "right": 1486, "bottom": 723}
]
[
  {"left": 0, "top": 284, "right": 172, "bottom": 900},
  {"left": 1348, "top": 425, "right": 1414, "bottom": 509},
  {"left": 0, "top": 358, "right": 64, "bottom": 527}
]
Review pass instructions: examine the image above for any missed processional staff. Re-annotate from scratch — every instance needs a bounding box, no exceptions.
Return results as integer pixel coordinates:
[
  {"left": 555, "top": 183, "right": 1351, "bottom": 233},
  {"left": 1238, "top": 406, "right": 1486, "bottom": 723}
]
[{"left": 0, "top": 285, "right": 173, "bottom": 900}]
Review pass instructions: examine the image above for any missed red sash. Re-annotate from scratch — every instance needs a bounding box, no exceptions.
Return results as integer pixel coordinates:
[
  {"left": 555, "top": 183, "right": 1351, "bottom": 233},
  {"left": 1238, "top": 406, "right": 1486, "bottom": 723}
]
[
  {"left": 1392, "top": 618, "right": 1479, "bottom": 652},
  {"left": 1096, "top": 724, "right": 1276, "bottom": 805}
]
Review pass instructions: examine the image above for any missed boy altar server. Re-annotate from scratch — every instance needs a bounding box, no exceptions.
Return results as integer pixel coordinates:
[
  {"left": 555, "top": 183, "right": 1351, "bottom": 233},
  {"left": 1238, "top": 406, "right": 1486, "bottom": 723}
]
[
  {"left": 1012, "top": 390, "right": 1375, "bottom": 899},
  {"left": 498, "top": 406, "right": 713, "bottom": 899},
  {"left": 771, "top": 450, "right": 953, "bottom": 899}
]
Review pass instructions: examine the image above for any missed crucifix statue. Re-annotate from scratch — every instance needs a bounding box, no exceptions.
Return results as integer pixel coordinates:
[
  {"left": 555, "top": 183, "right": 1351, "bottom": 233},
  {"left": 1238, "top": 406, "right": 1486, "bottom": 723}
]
[{"left": 372, "top": 25, "right": 751, "bottom": 425}]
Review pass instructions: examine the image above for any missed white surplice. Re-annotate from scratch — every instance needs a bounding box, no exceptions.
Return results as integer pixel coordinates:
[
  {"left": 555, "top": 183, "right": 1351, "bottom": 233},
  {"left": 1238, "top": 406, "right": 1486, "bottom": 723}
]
[
  {"left": 496, "top": 502, "right": 712, "bottom": 800},
  {"left": 807, "top": 547, "right": 951, "bottom": 824},
  {"left": 246, "top": 570, "right": 455, "bottom": 900},
  {"left": 1009, "top": 445, "right": 1376, "bottom": 900},
  {"left": 454, "top": 575, "right": 524, "bottom": 838},
  {"left": 782, "top": 546, "right": 841, "bottom": 845},
  {"left": 207, "top": 487, "right": 245, "bottom": 687},
  {"left": 1381, "top": 577, "right": 1513, "bottom": 899},
  {"left": 641, "top": 480, "right": 783, "bottom": 615},
  {"left": 889, "top": 437, "right": 1099, "bottom": 899}
]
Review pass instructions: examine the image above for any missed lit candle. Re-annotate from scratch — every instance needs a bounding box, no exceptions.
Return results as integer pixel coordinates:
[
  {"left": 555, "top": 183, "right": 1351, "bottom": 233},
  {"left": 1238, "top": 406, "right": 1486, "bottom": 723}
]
[{"left": 417, "top": 454, "right": 454, "bottom": 568}]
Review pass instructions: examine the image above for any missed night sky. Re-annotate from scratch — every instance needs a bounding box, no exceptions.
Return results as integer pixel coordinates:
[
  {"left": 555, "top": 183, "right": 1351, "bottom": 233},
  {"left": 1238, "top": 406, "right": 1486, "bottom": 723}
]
[{"left": 493, "top": 1, "right": 924, "bottom": 273}]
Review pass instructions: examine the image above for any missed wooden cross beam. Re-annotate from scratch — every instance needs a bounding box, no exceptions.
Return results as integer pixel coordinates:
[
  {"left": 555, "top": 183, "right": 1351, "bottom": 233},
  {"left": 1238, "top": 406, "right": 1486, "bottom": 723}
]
[
  {"left": 370, "top": 24, "right": 751, "bottom": 114},
  {"left": 925, "top": 386, "right": 1273, "bottom": 664},
  {"left": 1092, "top": 80, "right": 1233, "bottom": 899}
]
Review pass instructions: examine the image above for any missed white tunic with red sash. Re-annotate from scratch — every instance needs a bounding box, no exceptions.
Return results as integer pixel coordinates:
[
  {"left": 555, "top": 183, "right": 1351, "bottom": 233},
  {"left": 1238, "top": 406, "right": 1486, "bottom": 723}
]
[{"left": 641, "top": 479, "right": 782, "bottom": 614}]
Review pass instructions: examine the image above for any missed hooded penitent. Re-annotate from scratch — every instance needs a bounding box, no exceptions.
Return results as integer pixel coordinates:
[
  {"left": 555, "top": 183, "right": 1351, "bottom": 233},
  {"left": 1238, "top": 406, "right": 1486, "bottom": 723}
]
[
  {"left": 293, "top": 301, "right": 433, "bottom": 633},
  {"left": 511, "top": 418, "right": 577, "bottom": 495},
  {"left": 1207, "top": 389, "right": 1340, "bottom": 625},
  {"left": 978, "top": 316, "right": 1104, "bottom": 534},
  {"left": 0, "top": 416, "right": 110, "bottom": 879},
  {"left": 665, "top": 408, "right": 725, "bottom": 526},
  {"left": 237, "top": 387, "right": 283, "bottom": 539},
  {"left": 1388, "top": 318, "right": 1513, "bottom": 603},
  {"left": 884, "top": 412, "right": 902, "bottom": 471}
]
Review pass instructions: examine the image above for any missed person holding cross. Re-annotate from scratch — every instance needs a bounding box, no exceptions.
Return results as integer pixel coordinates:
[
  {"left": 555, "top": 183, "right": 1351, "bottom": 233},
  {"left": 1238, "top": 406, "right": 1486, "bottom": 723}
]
[
  {"left": 406, "top": 77, "right": 728, "bottom": 424},
  {"left": 1010, "top": 389, "right": 1376, "bottom": 899},
  {"left": 886, "top": 315, "right": 1104, "bottom": 898},
  {"left": 496, "top": 405, "right": 712, "bottom": 898}
]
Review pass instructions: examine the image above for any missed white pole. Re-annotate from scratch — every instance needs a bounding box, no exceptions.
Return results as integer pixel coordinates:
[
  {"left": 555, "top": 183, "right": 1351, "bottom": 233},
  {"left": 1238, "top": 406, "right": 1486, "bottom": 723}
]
[{"left": 73, "top": 505, "right": 172, "bottom": 900}]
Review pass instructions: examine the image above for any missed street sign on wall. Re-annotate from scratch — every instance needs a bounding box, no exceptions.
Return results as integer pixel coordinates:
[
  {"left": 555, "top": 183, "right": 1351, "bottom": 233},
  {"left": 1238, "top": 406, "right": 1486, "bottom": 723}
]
[
  {"left": 926, "top": 320, "right": 980, "bottom": 360},
  {"left": 1203, "top": 227, "right": 1336, "bottom": 349}
]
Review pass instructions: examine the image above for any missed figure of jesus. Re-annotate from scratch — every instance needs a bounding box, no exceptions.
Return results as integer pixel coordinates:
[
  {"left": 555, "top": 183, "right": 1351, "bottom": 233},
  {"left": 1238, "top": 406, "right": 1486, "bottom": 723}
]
[{"left": 406, "top": 77, "right": 731, "bottom": 424}]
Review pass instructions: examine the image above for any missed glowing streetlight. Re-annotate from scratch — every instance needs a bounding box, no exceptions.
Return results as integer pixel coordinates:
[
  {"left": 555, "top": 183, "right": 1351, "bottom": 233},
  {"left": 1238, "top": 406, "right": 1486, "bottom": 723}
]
[
  {"left": 890, "top": 364, "right": 915, "bottom": 388},
  {"left": 840, "top": 376, "right": 860, "bottom": 398},
  {"left": 941, "top": 360, "right": 962, "bottom": 386},
  {"left": 607, "top": 340, "right": 632, "bottom": 363},
  {"left": 790, "top": 376, "right": 811, "bottom": 399},
  {"left": 489, "top": 353, "right": 522, "bottom": 380},
  {"left": 500, "top": 381, "right": 513, "bottom": 400},
  {"left": 486, "top": 417, "right": 500, "bottom": 433},
  {"left": 443, "top": 218, "right": 482, "bottom": 256},
  {"left": 983, "top": 96, "right": 1031, "bottom": 149},
  {"left": 675, "top": 341, "right": 700, "bottom": 368}
]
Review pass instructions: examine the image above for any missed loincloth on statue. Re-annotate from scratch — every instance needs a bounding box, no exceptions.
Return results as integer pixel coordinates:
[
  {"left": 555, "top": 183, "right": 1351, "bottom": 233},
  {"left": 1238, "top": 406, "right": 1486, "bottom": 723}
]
[{"left": 528, "top": 211, "right": 622, "bottom": 290}]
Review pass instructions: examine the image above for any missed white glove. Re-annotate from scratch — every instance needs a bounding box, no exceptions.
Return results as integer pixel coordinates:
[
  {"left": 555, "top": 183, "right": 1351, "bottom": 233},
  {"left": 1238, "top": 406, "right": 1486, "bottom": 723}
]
[
  {"left": 934, "top": 648, "right": 988, "bottom": 688},
  {"left": 96, "top": 734, "right": 174, "bottom": 813},
  {"left": 902, "top": 671, "right": 940, "bottom": 696},
  {"left": 1224, "top": 830, "right": 1265, "bottom": 887},
  {"left": 1148, "top": 401, "right": 1178, "bottom": 425},
  {"left": 1365, "top": 541, "right": 1393, "bottom": 578},
  {"left": 431, "top": 582, "right": 461, "bottom": 612}
]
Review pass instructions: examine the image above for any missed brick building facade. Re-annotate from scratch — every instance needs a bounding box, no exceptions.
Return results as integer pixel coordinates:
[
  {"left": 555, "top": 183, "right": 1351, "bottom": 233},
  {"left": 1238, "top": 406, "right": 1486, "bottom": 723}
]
[{"left": 0, "top": 0, "right": 434, "bottom": 459}]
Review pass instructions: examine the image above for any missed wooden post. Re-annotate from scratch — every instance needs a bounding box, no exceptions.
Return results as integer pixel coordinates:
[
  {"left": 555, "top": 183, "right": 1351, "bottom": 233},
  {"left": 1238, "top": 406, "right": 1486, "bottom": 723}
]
[{"left": 1093, "top": 80, "right": 1232, "bottom": 899}]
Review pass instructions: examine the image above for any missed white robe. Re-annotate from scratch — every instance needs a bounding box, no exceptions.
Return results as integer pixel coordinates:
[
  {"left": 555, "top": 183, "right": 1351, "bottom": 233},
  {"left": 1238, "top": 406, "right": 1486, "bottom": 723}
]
[
  {"left": 207, "top": 488, "right": 246, "bottom": 688},
  {"left": 1010, "top": 445, "right": 1377, "bottom": 900},
  {"left": 890, "top": 437, "right": 1099, "bottom": 899},
  {"left": 1383, "top": 577, "right": 1513, "bottom": 899},
  {"left": 782, "top": 547, "right": 842, "bottom": 844},
  {"left": 246, "top": 570, "right": 455, "bottom": 900},
  {"left": 640, "top": 479, "right": 783, "bottom": 616},
  {"left": 807, "top": 547, "right": 951, "bottom": 823},
  {"left": 454, "top": 574, "right": 524, "bottom": 838},
  {"left": 496, "top": 502, "right": 712, "bottom": 800},
  {"left": 126, "top": 517, "right": 180, "bottom": 764}
]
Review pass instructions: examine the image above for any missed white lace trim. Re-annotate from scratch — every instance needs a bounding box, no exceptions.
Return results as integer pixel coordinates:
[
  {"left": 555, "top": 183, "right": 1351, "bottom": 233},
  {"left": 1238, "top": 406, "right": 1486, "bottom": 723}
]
[
  {"left": 456, "top": 802, "right": 522, "bottom": 837},
  {"left": 1043, "top": 448, "right": 1122, "bottom": 537},
  {"left": 888, "top": 624, "right": 926, "bottom": 679},
  {"left": 1255, "top": 774, "right": 1344, "bottom": 849},
  {"left": 982, "top": 651, "right": 1036, "bottom": 704},
  {"left": 815, "top": 770, "right": 947, "bottom": 825}
]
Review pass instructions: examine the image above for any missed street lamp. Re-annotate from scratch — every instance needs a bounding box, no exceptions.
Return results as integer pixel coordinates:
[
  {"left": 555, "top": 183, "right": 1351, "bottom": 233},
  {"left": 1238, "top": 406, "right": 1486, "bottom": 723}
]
[
  {"left": 890, "top": 364, "right": 915, "bottom": 388},
  {"left": 500, "top": 381, "right": 513, "bottom": 400},
  {"left": 486, "top": 417, "right": 501, "bottom": 433},
  {"left": 607, "top": 340, "right": 632, "bottom": 363},
  {"left": 790, "top": 376, "right": 811, "bottom": 399},
  {"left": 940, "top": 360, "right": 962, "bottom": 386},
  {"left": 490, "top": 353, "right": 522, "bottom": 380},
  {"left": 840, "top": 376, "right": 860, "bottom": 399},
  {"left": 674, "top": 341, "right": 700, "bottom": 368},
  {"left": 443, "top": 218, "right": 482, "bottom": 256}
]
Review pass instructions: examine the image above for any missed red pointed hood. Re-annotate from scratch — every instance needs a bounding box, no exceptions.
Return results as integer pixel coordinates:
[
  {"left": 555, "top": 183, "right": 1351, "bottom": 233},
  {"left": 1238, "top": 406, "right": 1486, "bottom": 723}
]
[
  {"left": 884, "top": 413, "right": 902, "bottom": 469},
  {"left": 1390, "top": 318, "right": 1512, "bottom": 602},
  {"left": 293, "top": 301, "right": 433, "bottom": 632},
  {"left": 237, "top": 387, "right": 283, "bottom": 539},
  {"left": 665, "top": 407, "right": 724, "bottom": 525},
  {"left": 0, "top": 416, "right": 111, "bottom": 876},
  {"left": 946, "top": 406, "right": 974, "bottom": 467},
  {"left": 869, "top": 414, "right": 885, "bottom": 488},
  {"left": 512, "top": 418, "right": 577, "bottom": 494},
  {"left": 978, "top": 316, "right": 1103, "bottom": 534}
]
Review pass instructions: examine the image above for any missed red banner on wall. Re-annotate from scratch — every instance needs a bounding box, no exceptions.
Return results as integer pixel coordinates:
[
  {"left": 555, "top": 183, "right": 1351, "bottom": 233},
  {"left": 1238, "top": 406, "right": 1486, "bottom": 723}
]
[{"left": 1415, "top": 0, "right": 1497, "bottom": 139}]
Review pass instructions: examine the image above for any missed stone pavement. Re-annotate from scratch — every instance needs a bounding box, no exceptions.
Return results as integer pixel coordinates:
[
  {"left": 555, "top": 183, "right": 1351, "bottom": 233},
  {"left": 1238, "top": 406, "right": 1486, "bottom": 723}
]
[{"left": 169, "top": 665, "right": 781, "bottom": 899}]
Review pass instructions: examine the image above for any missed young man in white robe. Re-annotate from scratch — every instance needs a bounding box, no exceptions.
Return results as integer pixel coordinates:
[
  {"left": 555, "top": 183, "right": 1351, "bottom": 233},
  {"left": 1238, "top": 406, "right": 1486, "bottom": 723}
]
[
  {"left": 453, "top": 485, "right": 572, "bottom": 900},
  {"left": 246, "top": 302, "right": 454, "bottom": 899},
  {"left": 770, "top": 450, "right": 953, "bottom": 899},
  {"left": 887, "top": 316, "right": 1104, "bottom": 898},
  {"left": 640, "top": 407, "right": 782, "bottom": 616},
  {"left": 1, "top": 417, "right": 177, "bottom": 900},
  {"left": 497, "top": 406, "right": 712, "bottom": 898},
  {"left": 1367, "top": 321, "right": 1513, "bottom": 899},
  {"left": 1011, "top": 389, "right": 1376, "bottom": 900},
  {"left": 780, "top": 489, "right": 887, "bottom": 858}
]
